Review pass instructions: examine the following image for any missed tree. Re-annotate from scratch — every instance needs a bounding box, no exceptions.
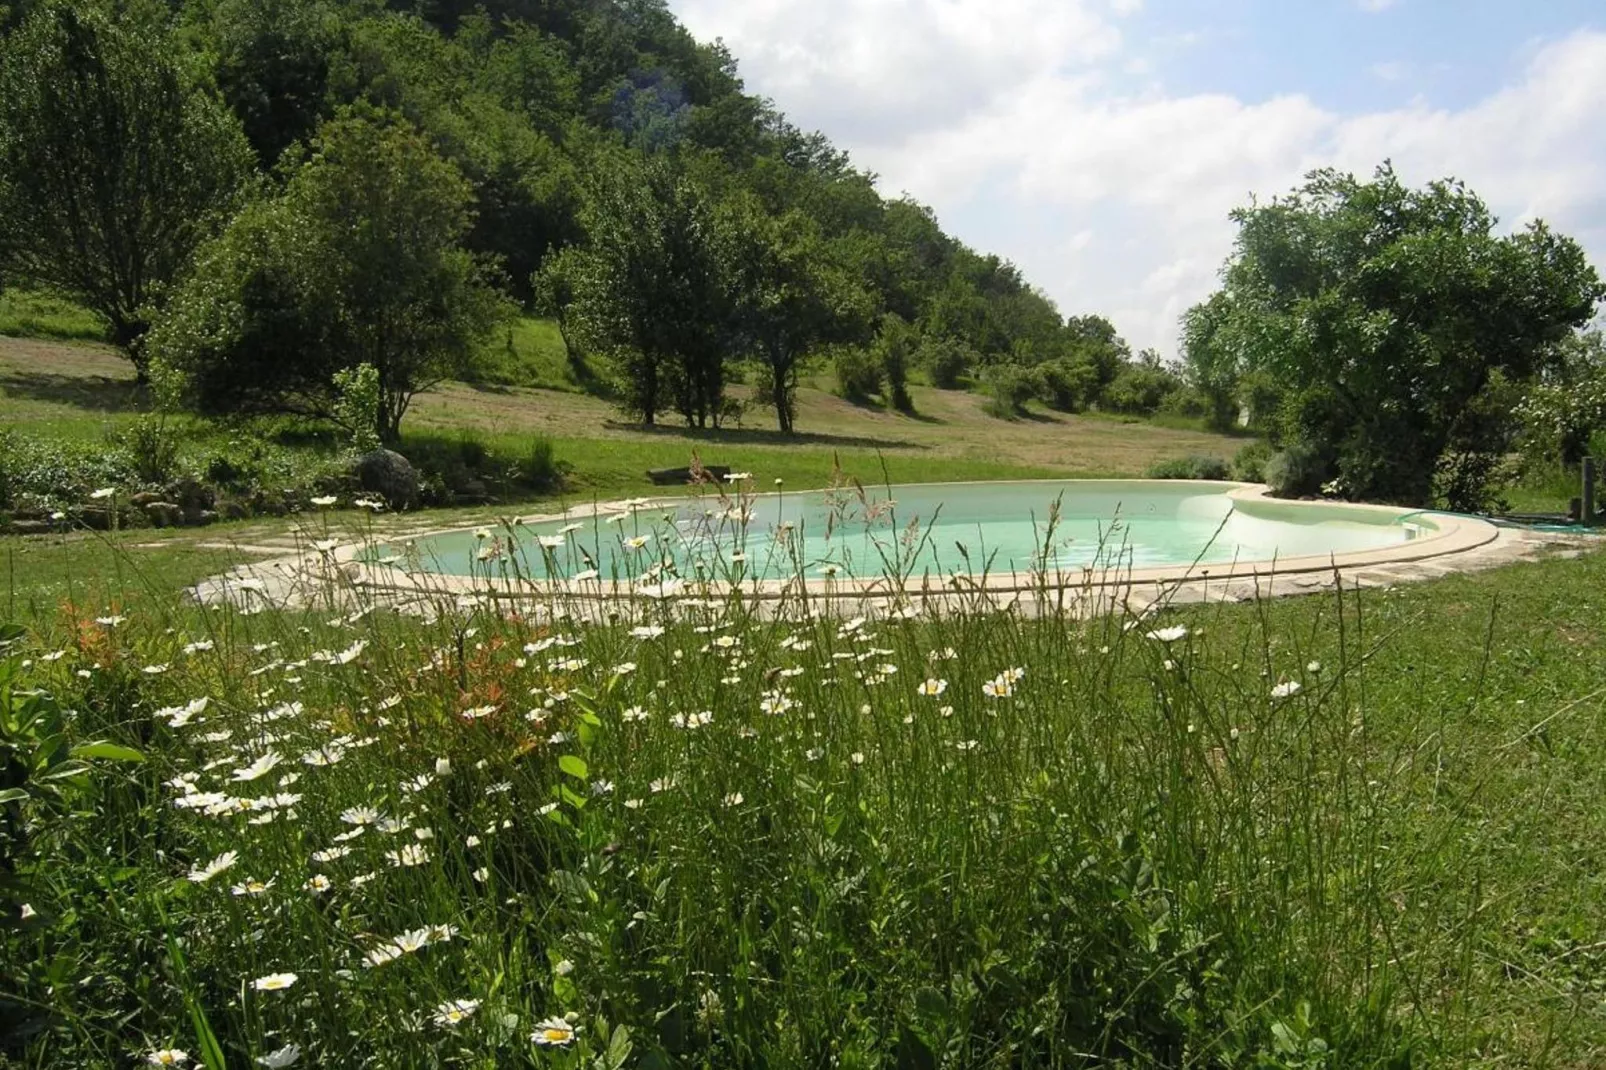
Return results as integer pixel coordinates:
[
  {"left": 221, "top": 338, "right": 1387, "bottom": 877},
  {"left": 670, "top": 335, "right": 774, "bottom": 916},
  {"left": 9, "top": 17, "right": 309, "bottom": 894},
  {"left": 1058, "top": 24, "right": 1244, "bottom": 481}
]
[
  {"left": 1182, "top": 164, "right": 1603, "bottom": 506},
  {"left": 0, "top": 1, "right": 255, "bottom": 379},
  {"left": 726, "top": 199, "right": 870, "bottom": 432},
  {"left": 210, "top": 0, "right": 337, "bottom": 166},
  {"left": 151, "top": 109, "right": 510, "bottom": 443},
  {"left": 563, "top": 157, "right": 733, "bottom": 427}
]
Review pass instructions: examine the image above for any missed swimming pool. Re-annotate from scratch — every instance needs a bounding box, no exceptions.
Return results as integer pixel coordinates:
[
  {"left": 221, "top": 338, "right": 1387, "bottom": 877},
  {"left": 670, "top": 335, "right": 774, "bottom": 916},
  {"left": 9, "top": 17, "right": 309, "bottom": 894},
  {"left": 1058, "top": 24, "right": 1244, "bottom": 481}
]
[{"left": 366, "top": 480, "right": 1458, "bottom": 585}]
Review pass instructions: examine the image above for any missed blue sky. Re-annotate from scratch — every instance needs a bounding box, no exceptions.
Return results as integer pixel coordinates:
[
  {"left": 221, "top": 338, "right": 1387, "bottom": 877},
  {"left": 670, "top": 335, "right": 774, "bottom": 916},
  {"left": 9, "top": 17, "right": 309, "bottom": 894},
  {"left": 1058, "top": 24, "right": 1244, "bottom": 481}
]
[{"left": 673, "top": 0, "right": 1606, "bottom": 353}]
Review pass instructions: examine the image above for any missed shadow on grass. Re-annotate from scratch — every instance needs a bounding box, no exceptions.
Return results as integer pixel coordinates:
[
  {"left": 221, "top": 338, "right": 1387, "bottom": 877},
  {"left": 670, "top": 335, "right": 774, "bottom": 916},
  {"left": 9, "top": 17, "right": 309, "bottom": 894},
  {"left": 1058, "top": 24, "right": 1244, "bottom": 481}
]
[
  {"left": 600, "top": 420, "right": 927, "bottom": 451},
  {"left": 0, "top": 367, "right": 146, "bottom": 414}
]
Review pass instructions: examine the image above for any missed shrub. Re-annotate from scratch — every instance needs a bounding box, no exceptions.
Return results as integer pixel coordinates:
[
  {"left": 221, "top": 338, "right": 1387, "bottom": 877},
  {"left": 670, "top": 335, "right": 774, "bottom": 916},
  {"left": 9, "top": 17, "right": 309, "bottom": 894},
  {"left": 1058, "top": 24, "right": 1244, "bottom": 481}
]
[
  {"left": 1266, "top": 442, "right": 1330, "bottom": 498},
  {"left": 1146, "top": 455, "right": 1231, "bottom": 480},
  {"left": 1103, "top": 363, "right": 1183, "bottom": 415},
  {"left": 983, "top": 363, "right": 1037, "bottom": 420},
  {"left": 1232, "top": 441, "right": 1275, "bottom": 483},
  {"left": 920, "top": 336, "right": 971, "bottom": 390},
  {"left": 1034, "top": 358, "right": 1098, "bottom": 412},
  {"left": 521, "top": 436, "right": 565, "bottom": 493},
  {"left": 834, "top": 347, "right": 883, "bottom": 404},
  {"left": 112, "top": 416, "right": 182, "bottom": 486}
]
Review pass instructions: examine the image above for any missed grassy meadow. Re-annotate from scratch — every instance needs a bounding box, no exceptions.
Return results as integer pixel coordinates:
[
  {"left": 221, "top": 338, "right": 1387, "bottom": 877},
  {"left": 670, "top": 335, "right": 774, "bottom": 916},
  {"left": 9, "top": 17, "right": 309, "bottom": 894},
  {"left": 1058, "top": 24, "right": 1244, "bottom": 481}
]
[{"left": 4, "top": 317, "right": 1606, "bottom": 1066}]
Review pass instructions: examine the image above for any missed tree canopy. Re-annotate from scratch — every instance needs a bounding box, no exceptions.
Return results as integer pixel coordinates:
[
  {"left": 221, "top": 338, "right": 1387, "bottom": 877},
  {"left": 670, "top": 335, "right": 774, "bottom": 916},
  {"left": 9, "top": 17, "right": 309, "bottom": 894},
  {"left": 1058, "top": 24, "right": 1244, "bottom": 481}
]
[
  {"left": 0, "top": 0, "right": 255, "bottom": 378},
  {"left": 151, "top": 109, "right": 509, "bottom": 442},
  {"left": 1182, "top": 164, "right": 1603, "bottom": 506}
]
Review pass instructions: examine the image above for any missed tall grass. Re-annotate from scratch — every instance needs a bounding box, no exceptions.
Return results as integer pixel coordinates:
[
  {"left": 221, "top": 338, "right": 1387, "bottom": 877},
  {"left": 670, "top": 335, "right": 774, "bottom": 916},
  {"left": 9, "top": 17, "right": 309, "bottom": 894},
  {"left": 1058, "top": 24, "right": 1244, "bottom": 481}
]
[{"left": 0, "top": 486, "right": 1534, "bottom": 1066}]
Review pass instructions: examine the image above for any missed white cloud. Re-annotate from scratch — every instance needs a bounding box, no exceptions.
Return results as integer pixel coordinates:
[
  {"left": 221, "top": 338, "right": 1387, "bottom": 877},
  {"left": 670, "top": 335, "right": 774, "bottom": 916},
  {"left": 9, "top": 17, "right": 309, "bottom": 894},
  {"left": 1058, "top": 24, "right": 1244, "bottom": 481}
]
[
  {"left": 1369, "top": 60, "right": 1408, "bottom": 81},
  {"left": 1357, "top": 0, "right": 1398, "bottom": 12},
  {"left": 672, "top": 1, "right": 1606, "bottom": 354}
]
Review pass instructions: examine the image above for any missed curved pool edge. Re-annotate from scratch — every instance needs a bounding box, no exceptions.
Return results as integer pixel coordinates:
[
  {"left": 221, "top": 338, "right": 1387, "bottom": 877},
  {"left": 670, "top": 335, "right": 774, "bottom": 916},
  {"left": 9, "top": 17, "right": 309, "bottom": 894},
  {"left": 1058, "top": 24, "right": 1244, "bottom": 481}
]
[{"left": 327, "top": 480, "right": 1503, "bottom": 605}]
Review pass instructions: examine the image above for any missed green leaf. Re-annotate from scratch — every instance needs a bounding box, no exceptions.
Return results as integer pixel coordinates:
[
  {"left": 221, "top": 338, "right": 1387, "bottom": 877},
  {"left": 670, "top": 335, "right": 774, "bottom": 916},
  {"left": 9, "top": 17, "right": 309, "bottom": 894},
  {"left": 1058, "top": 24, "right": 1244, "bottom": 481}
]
[
  {"left": 603, "top": 1023, "right": 633, "bottom": 1070},
  {"left": 558, "top": 754, "right": 589, "bottom": 781},
  {"left": 0, "top": 787, "right": 27, "bottom": 805},
  {"left": 70, "top": 741, "right": 145, "bottom": 763}
]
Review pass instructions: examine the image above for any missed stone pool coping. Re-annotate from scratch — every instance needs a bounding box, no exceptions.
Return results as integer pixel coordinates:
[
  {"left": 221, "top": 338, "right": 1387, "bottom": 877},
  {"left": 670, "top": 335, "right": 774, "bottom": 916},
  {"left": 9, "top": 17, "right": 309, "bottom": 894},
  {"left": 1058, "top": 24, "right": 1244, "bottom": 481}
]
[{"left": 311, "top": 479, "right": 1501, "bottom": 604}]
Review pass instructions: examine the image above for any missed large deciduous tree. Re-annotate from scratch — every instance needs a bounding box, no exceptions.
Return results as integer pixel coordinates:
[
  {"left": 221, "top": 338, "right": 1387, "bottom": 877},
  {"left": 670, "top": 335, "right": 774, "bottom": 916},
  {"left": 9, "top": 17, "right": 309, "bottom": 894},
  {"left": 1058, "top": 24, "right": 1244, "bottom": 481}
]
[
  {"left": 151, "top": 109, "right": 509, "bottom": 443},
  {"left": 725, "top": 198, "right": 870, "bottom": 433},
  {"left": 1182, "top": 164, "right": 1603, "bottom": 507},
  {"left": 0, "top": 1, "right": 256, "bottom": 380},
  {"left": 562, "top": 157, "right": 734, "bottom": 427}
]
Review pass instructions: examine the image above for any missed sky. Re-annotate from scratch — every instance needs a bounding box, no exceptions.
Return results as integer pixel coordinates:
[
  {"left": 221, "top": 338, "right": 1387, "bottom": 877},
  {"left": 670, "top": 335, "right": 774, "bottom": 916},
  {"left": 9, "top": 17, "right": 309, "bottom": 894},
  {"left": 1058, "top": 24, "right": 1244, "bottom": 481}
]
[{"left": 670, "top": 0, "right": 1606, "bottom": 356}]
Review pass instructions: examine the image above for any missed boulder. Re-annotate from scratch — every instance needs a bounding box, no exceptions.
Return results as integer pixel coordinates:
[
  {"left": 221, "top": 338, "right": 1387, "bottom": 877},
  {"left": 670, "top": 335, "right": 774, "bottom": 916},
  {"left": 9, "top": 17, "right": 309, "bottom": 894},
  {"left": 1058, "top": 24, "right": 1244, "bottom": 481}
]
[
  {"left": 5, "top": 519, "right": 52, "bottom": 536},
  {"left": 353, "top": 449, "right": 420, "bottom": 510},
  {"left": 145, "top": 501, "right": 184, "bottom": 528},
  {"left": 219, "top": 499, "right": 251, "bottom": 521},
  {"left": 181, "top": 507, "right": 219, "bottom": 527},
  {"left": 165, "top": 477, "right": 215, "bottom": 511},
  {"left": 130, "top": 490, "right": 165, "bottom": 508}
]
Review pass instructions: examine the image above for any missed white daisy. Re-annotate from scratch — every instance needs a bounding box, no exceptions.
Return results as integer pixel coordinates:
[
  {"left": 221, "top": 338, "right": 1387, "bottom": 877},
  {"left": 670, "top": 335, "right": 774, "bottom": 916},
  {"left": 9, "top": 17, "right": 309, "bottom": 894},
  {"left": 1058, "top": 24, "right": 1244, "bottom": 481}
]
[
  {"left": 251, "top": 972, "right": 298, "bottom": 992},
  {"left": 186, "top": 851, "right": 239, "bottom": 884}
]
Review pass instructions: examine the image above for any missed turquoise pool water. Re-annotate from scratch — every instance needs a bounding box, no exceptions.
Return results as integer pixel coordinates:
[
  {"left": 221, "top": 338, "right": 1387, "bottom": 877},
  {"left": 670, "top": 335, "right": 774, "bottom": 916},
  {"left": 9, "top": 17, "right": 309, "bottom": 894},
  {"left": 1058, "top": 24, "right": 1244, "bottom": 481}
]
[{"left": 371, "top": 481, "right": 1425, "bottom": 583}]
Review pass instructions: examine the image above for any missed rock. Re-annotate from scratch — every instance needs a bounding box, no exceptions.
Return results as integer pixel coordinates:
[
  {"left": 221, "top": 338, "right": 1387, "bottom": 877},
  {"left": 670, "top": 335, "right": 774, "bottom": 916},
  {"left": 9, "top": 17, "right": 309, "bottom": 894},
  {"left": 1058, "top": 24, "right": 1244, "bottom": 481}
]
[
  {"left": 354, "top": 449, "right": 420, "bottom": 510},
  {"left": 5, "top": 519, "right": 52, "bottom": 536},
  {"left": 165, "top": 477, "right": 215, "bottom": 511},
  {"left": 145, "top": 501, "right": 184, "bottom": 528},
  {"left": 456, "top": 477, "right": 489, "bottom": 504},
  {"left": 219, "top": 499, "right": 251, "bottom": 521},
  {"left": 181, "top": 507, "right": 219, "bottom": 527},
  {"left": 77, "top": 506, "right": 114, "bottom": 530},
  {"left": 130, "top": 490, "right": 165, "bottom": 508}
]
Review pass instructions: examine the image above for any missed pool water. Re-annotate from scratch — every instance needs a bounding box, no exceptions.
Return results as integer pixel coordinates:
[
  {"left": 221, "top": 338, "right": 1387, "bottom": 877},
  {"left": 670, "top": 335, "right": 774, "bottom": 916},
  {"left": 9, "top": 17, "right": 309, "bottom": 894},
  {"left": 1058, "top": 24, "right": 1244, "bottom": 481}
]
[{"left": 372, "top": 480, "right": 1426, "bottom": 582}]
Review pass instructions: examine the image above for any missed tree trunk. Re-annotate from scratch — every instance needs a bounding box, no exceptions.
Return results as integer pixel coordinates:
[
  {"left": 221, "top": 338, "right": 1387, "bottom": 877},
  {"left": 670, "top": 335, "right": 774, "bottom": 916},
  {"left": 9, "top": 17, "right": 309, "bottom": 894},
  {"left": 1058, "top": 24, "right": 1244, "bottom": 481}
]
[{"left": 770, "top": 351, "right": 794, "bottom": 434}]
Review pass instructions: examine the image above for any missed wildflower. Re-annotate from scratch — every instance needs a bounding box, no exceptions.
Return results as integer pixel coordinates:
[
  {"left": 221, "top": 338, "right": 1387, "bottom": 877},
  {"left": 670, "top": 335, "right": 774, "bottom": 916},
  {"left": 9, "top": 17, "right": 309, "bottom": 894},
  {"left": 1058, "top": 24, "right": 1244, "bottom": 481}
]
[
  {"left": 956, "top": 740, "right": 979, "bottom": 751},
  {"left": 146, "top": 1050, "right": 190, "bottom": 1066},
  {"left": 311, "top": 846, "right": 351, "bottom": 864},
  {"left": 90, "top": 487, "right": 115, "bottom": 500},
  {"left": 311, "top": 496, "right": 337, "bottom": 507},
  {"left": 650, "top": 776, "right": 675, "bottom": 793},
  {"left": 402, "top": 773, "right": 434, "bottom": 793},
  {"left": 631, "top": 625, "right": 665, "bottom": 640},
  {"left": 256, "top": 1043, "right": 302, "bottom": 1067},
  {"left": 333, "top": 640, "right": 366, "bottom": 665},
  {"left": 818, "top": 564, "right": 841, "bottom": 577},
  {"left": 472, "top": 867, "right": 489, "bottom": 882},
  {"left": 531, "top": 1017, "right": 578, "bottom": 1046},
  {"left": 538, "top": 534, "right": 566, "bottom": 549},
  {"left": 1307, "top": 660, "right": 1322, "bottom": 674},
  {"left": 183, "top": 639, "right": 215, "bottom": 655},
  {"left": 187, "top": 851, "right": 239, "bottom": 884},
  {"left": 624, "top": 535, "right": 651, "bottom": 550},
  {"left": 231, "top": 878, "right": 274, "bottom": 897},
  {"left": 159, "top": 697, "right": 210, "bottom": 728},
  {"left": 143, "top": 663, "right": 170, "bottom": 675},
  {"left": 474, "top": 527, "right": 492, "bottom": 540},
  {"left": 304, "top": 874, "right": 333, "bottom": 895},
  {"left": 1146, "top": 625, "right": 1189, "bottom": 643},
  {"left": 982, "top": 675, "right": 1014, "bottom": 699},
  {"left": 1271, "top": 680, "right": 1303, "bottom": 699},
  {"left": 572, "top": 569, "right": 599, "bottom": 582},
  {"left": 387, "top": 843, "right": 431, "bottom": 868},
  {"left": 231, "top": 752, "right": 283, "bottom": 782},
  {"left": 94, "top": 615, "right": 126, "bottom": 627},
  {"left": 312, "top": 539, "right": 340, "bottom": 553},
  {"left": 461, "top": 704, "right": 497, "bottom": 721},
  {"left": 805, "top": 747, "right": 824, "bottom": 761},
  {"left": 723, "top": 792, "right": 743, "bottom": 807},
  {"left": 916, "top": 678, "right": 948, "bottom": 697},
  {"left": 354, "top": 497, "right": 383, "bottom": 511},
  {"left": 251, "top": 972, "right": 298, "bottom": 992},
  {"left": 340, "top": 805, "right": 381, "bottom": 826},
  {"left": 433, "top": 999, "right": 481, "bottom": 1028},
  {"left": 621, "top": 705, "right": 649, "bottom": 722},
  {"left": 670, "top": 710, "right": 712, "bottom": 729},
  {"left": 759, "top": 691, "right": 794, "bottom": 716},
  {"left": 850, "top": 752, "right": 866, "bottom": 765}
]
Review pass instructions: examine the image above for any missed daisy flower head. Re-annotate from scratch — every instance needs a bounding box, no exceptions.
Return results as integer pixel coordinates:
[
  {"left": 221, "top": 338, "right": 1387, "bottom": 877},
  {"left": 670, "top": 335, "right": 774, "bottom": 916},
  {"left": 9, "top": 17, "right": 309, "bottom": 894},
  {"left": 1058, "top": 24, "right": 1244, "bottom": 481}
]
[
  {"left": 1146, "top": 625, "right": 1189, "bottom": 644},
  {"left": 146, "top": 1049, "right": 190, "bottom": 1066},
  {"left": 187, "top": 850, "right": 239, "bottom": 884},
  {"left": 531, "top": 1016, "right": 579, "bottom": 1046},
  {"left": 256, "top": 1043, "right": 302, "bottom": 1067},
  {"left": 433, "top": 999, "right": 481, "bottom": 1028},
  {"left": 251, "top": 972, "right": 298, "bottom": 992},
  {"left": 916, "top": 678, "right": 948, "bottom": 697},
  {"left": 1271, "top": 680, "right": 1303, "bottom": 699}
]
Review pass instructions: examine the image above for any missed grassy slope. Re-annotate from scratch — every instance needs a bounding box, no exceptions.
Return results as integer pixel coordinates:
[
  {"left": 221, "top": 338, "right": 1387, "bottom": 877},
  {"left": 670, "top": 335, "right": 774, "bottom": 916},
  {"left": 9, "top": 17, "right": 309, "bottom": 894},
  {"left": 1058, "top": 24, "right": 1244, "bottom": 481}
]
[{"left": 0, "top": 333, "right": 1250, "bottom": 497}]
